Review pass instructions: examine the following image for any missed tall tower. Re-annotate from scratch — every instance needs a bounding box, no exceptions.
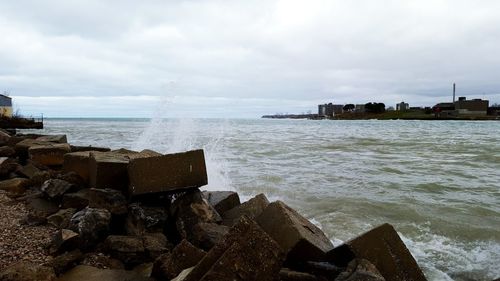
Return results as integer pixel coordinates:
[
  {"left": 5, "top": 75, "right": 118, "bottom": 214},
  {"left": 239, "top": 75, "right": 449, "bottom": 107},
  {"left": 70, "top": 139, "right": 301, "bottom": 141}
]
[{"left": 453, "top": 83, "right": 456, "bottom": 103}]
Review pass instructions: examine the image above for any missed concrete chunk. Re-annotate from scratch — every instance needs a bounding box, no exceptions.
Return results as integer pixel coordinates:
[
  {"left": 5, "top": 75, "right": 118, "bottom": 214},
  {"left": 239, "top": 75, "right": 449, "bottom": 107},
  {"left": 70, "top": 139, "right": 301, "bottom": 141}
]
[
  {"left": 36, "top": 134, "right": 68, "bottom": 143},
  {"left": 152, "top": 239, "right": 206, "bottom": 280},
  {"left": 326, "top": 223, "right": 426, "bottom": 281},
  {"left": 128, "top": 149, "right": 207, "bottom": 196},
  {"left": 89, "top": 151, "right": 131, "bottom": 190},
  {"left": 28, "top": 143, "right": 71, "bottom": 166},
  {"left": 89, "top": 188, "right": 128, "bottom": 215},
  {"left": 256, "top": 200, "right": 334, "bottom": 262},
  {"left": 202, "top": 191, "right": 240, "bottom": 214},
  {"left": 15, "top": 139, "right": 52, "bottom": 162},
  {"left": 63, "top": 151, "right": 93, "bottom": 183},
  {"left": 221, "top": 193, "right": 269, "bottom": 226}
]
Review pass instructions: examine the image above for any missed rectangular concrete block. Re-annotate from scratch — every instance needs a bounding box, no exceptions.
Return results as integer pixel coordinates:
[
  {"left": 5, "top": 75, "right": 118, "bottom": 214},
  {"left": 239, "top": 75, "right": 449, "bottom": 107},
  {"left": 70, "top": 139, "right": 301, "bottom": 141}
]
[
  {"left": 63, "top": 151, "right": 93, "bottom": 183},
  {"left": 28, "top": 143, "right": 71, "bottom": 166},
  {"left": 221, "top": 193, "right": 269, "bottom": 226},
  {"left": 326, "top": 223, "right": 426, "bottom": 281},
  {"left": 89, "top": 151, "right": 131, "bottom": 190},
  {"left": 15, "top": 139, "right": 53, "bottom": 162},
  {"left": 128, "top": 149, "right": 207, "bottom": 196},
  {"left": 256, "top": 201, "right": 334, "bottom": 262}
]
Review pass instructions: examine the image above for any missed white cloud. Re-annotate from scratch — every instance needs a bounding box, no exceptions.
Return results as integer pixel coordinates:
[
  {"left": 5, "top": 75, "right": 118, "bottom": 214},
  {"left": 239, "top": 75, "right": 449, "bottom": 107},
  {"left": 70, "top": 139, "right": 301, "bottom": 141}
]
[{"left": 1, "top": 0, "right": 500, "bottom": 117}]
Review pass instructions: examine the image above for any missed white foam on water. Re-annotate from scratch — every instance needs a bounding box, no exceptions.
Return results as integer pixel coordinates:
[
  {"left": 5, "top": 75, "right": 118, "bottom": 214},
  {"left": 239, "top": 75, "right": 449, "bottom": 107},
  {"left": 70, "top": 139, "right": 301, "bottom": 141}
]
[{"left": 400, "top": 224, "right": 500, "bottom": 281}]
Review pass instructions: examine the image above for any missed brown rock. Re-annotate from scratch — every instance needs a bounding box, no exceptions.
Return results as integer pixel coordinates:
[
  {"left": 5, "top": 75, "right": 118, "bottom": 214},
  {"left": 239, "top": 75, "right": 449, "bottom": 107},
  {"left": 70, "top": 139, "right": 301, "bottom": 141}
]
[
  {"left": 57, "top": 265, "right": 154, "bottom": 281},
  {"left": 24, "top": 197, "right": 60, "bottom": 225},
  {"left": 326, "top": 223, "right": 426, "bottom": 281},
  {"left": 48, "top": 249, "right": 83, "bottom": 275},
  {"left": 41, "top": 179, "right": 74, "bottom": 199},
  {"left": 0, "top": 157, "right": 18, "bottom": 178},
  {"left": 0, "top": 177, "right": 28, "bottom": 195},
  {"left": 29, "top": 143, "right": 71, "bottom": 166},
  {"left": 105, "top": 235, "right": 146, "bottom": 265},
  {"left": 50, "top": 229, "right": 80, "bottom": 255},
  {"left": 0, "top": 261, "right": 56, "bottom": 281},
  {"left": 47, "top": 208, "right": 77, "bottom": 229},
  {"left": 152, "top": 239, "right": 206, "bottom": 280},
  {"left": 202, "top": 191, "right": 241, "bottom": 214},
  {"left": 89, "top": 188, "right": 128, "bottom": 215},
  {"left": 279, "top": 268, "right": 323, "bottom": 281},
  {"left": 17, "top": 162, "right": 41, "bottom": 179},
  {"left": 0, "top": 146, "right": 15, "bottom": 157},
  {"left": 88, "top": 151, "right": 131, "bottom": 191},
  {"left": 63, "top": 151, "right": 93, "bottom": 184},
  {"left": 0, "top": 130, "right": 11, "bottom": 146},
  {"left": 335, "top": 259, "right": 385, "bottom": 281},
  {"left": 36, "top": 134, "right": 68, "bottom": 143},
  {"left": 62, "top": 189, "right": 90, "bottom": 210},
  {"left": 143, "top": 233, "right": 170, "bottom": 259},
  {"left": 256, "top": 200, "right": 334, "bottom": 262},
  {"left": 191, "top": 222, "right": 229, "bottom": 251},
  {"left": 128, "top": 149, "right": 207, "bottom": 196},
  {"left": 221, "top": 193, "right": 269, "bottom": 226},
  {"left": 14, "top": 139, "right": 52, "bottom": 162},
  {"left": 57, "top": 171, "right": 86, "bottom": 190},
  {"left": 80, "top": 253, "right": 125, "bottom": 270},
  {"left": 183, "top": 216, "right": 285, "bottom": 281}
]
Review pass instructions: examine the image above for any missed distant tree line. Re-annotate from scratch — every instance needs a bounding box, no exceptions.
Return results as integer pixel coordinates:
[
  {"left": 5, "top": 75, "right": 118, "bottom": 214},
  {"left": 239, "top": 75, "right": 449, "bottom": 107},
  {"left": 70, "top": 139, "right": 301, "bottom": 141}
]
[{"left": 364, "top": 102, "right": 385, "bottom": 113}]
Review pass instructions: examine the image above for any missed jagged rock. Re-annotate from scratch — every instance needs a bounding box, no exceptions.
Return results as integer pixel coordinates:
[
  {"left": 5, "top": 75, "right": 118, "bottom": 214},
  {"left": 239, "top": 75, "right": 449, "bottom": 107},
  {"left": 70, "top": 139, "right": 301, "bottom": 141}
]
[
  {"left": 335, "top": 259, "right": 385, "bottom": 281},
  {"left": 182, "top": 216, "right": 285, "bottom": 281},
  {"left": 17, "top": 162, "right": 41, "bottom": 179},
  {"left": 28, "top": 143, "right": 71, "bottom": 166},
  {"left": 63, "top": 151, "right": 94, "bottom": 184},
  {"left": 36, "top": 134, "right": 68, "bottom": 143},
  {"left": 0, "top": 146, "right": 15, "bottom": 157},
  {"left": 152, "top": 239, "right": 206, "bottom": 280},
  {"left": 62, "top": 189, "right": 90, "bottom": 210},
  {"left": 327, "top": 223, "right": 426, "bottom": 281},
  {"left": 23, "top": 197, "right": 60, "bottom": 225},
  {"left": 89, "top": 188, "right": 128, "bottom": 215},
  {"left": 128, "top": 149, "right": 207, "bottom": 196},
  {"left": 221, "top": 193, "right": 269, "bottom": 226},
  {"left": 105, "top": 235, "right": 146, "bottom": 265},
  {"left": 70, "top": 145, "right": 111, "bottom": 152},
  {"left": 69, "top": 207, "right": 112, "bottom": 248},
  {"left": 0, "top": 177, "right": 28, "bottom": 196},
  {"left": 279, "top": 268, "right": 324, "bottom": 281},
  {"left": 88, "top": 151, "right": 132, "bottom": 190},
  {"left": 202, "top": 191, "right": 241, "bottom": 214},
  {"left": 41, "top": 179, "right": 74, "bottom": 199},
  {"left": 256, "top": 200, "right": 334, "bottom": 262},
  {"left": 170, "top": 189, "right": 221, "bottom": 241},
  {"left": 49, "top": 229, "right": 80, "bottom": 255},
  {"left": 191, "top": 222, "right": 229, "bottom": 250},
  {"left": 143, "top": 233, "right": 170, "bottom": 259},
  {"left": 57, "top": 265, "right": 154, "bottom": 281},
  {"left": 48, "top": 249, "right": 83, "bottom": 275},
  {"left": 0, "top": 261, "right": 56, "bottom": 281},
  {"left": 125, "top": 203, "right": 169, "bottom": 236},
  {"left": 47, "top": 208, "right": 77, "bottom": 229}
]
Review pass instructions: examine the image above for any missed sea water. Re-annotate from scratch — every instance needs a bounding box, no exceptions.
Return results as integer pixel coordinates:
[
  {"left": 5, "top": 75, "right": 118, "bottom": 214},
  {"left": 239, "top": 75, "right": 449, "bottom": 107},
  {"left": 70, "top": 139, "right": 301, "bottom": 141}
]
[{"left": 28, "top": 118, "right": 500, "bottom": 281}]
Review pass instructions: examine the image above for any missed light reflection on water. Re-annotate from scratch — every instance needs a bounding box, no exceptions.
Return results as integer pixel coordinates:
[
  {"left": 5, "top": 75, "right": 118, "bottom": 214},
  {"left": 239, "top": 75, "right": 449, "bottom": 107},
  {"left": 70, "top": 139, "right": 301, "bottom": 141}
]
[{"left": 28, "top": 118, "right": 500, "bottom": 281}]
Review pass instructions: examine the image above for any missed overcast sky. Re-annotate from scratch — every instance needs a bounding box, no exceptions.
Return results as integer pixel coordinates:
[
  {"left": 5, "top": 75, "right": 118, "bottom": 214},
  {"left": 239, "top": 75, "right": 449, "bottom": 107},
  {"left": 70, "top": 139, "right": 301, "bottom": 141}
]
[{"left": 1, "top": 0, "right": 500, "bottom": 118}]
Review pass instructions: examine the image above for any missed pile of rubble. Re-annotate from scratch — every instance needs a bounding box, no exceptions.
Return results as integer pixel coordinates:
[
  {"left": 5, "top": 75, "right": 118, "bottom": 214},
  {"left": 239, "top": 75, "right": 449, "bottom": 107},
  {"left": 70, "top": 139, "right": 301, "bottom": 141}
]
[{"left": 0, "top": 129, "right": 427, "bottom": 281}]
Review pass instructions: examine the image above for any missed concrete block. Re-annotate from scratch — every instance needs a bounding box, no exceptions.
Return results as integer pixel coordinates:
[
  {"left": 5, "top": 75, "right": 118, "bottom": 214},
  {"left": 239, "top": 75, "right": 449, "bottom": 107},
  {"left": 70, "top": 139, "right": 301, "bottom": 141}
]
[
  {"left": 202, "top": 191, "right": 240, "bottom": 214},
  {"left": 88, "top": 151, "right": 130, "bottom": 190},
  {"left": 221, "top": 193, "right": 269, "bottom": 226},
  {"left": 63, "top": 151, "right": 93, "bottom": 183},
  {"left": 28, "top": 143, "right": 71, "bottom": 166},
  {"left": 256, "top": 200, "right": 334, "bottom": 262},
  {"left": 326, "top": 223, "right": 426, "bottom": 281},
  {"left": 128, "top": 149, "right": 207, "bottom": 196}
]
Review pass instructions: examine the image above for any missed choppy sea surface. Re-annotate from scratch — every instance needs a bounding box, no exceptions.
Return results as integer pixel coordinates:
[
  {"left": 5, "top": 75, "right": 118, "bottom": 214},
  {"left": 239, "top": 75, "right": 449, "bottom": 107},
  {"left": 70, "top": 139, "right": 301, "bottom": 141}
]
[{"left": 25, "top": 118, "right": 500, "bottom": 280}]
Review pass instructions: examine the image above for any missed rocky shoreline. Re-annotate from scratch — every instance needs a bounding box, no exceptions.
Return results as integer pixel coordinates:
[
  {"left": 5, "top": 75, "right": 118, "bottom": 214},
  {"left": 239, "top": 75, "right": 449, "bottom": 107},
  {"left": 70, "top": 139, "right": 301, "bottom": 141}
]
[{"left": 0, "top": 129, "right": 427, "bottom": 281}]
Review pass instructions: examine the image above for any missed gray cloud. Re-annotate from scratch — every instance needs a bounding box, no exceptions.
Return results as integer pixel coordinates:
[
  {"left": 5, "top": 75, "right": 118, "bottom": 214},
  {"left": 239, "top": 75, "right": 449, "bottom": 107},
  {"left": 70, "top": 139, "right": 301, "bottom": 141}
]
[{"left": 1, "top": 0, "right": 500, "bottom": 117}]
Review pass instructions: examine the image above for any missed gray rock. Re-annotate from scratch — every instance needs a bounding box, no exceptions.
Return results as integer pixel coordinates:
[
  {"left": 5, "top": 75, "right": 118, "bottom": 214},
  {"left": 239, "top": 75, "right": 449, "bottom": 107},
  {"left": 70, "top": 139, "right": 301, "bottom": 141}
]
[
  {"left": 221, "top": 193, "right": 269, "bottom": 226},
  {"left": 105, "top": 235, "right": 146, "bottom": 265},
  {"left": 47, "top": 208, "right": 77, "bottom": 229},
  {"left": 41, "top": 179, "right": 74, "bottom": 199},
  {"left": 62, "top": 189, "right": 90, "bottom": 210},
  {"left": 70, "top": 207, "right": 111, "bottom": 248},
  {"left": 125, "top": 203, "right": 168, "bottom": 236},
  {"left": 191, "top": 222, "right": 229, "bottom": 250},
  {"left": 202, "top": 191, "right": 240, "bottom": 214},
  {"left": 24, "top": 197, "right": 60, "bottom": 225},
  {"left": 152, "top": 239, "right": 206, "bottom": 280},
  {"left": 89, "top": 188, "right": 128, "bottom": 215}
]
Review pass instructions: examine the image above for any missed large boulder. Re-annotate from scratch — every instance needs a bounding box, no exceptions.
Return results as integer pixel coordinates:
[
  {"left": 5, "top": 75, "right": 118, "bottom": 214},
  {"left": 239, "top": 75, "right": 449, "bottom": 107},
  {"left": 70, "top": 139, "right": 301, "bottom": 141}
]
[
  {"left": 24, "top": 197, "right": 60, "bottom": 225},
  {"left": 128, "top": 149, "right": 207, "bottom": 196},
  {"left": 41, "top": 179, "right": 74, "bottom": 199},
  {"left": 170, "top": 189, "right": 222, "bottom": 241},
  {"left": 182, "top": 216, "right": 285, "bottom": 281},
  {"left": 36, "top": 134, "right": 68, "bottom": 143},
  {"left": 105, "top": 235, "right": 146, "bottom": 265},
  {"left": 0, "top": 157, "right": 18, "bottom": 178},
  {"left": 57, "top": 265, "right": 154, "bottom": 281},
  {"left": 0, "top": 177, "right": 28, "bottom": 196},
  {"left": 152, "top": 239, "right": 206, "bottom": 280},
  {"left": 335, "top": 259, "right": 385, "bottom": 281},
  {"left": 62, "top": 189, "right": 90, "bottom": 210},
  {"left": 125, "top": 203, "right": 169, "bottom": 236},
  {"left": 28, "top": 143, "right": 71, "bottom": 166},
  {"left": 14, "top": 139, "right": 52, "bottom": 162},
  {"left": 69, "top": 207, "right": 112, "bottom": 248},
  {"left": 221, "top": 193, "right": 269, "bottom": 226},
  {"left": 326, "top": 223, "right": 426, "bottom": 281},
  {"left": 89, "top": 188, "right": 128, "bottom": 215},
  {"left": 0, "top": 261, "right": 56, "bottom": 281},
  {"left": 17, "top": 162, "right": 41, "bottom": 179},
  {"left": 256, "top": 200, "right": 334, "bottom": 262},
  {"left": 202, "top": 191, "right": 241, "bottom": 214}
]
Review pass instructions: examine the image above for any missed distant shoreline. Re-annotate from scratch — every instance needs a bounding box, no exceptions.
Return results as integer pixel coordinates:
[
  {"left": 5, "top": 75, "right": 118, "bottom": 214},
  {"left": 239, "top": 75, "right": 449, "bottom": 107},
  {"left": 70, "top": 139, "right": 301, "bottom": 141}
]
[{"left": 262, "top": 112, "right": 500, "bottom": 121}]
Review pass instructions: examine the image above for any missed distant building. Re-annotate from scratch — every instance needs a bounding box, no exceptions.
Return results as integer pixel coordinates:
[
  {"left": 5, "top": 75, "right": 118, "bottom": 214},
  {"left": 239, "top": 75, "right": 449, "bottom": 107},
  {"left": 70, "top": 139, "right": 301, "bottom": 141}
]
[
  {"left": 0, "top": 95, "right": 12, "bottom": 118},
  {"left": 318, "top": 103, "right": 335, "bottom": 117},
  {"left": 332, "top": 104, "right": 343, "bottom": 115},
  {"left": 454, "top": 97, "right": 488, "bottom": 116},
  {"left": 396, "top": 102, "right": 409, "bottom": 111},
  {"left": 355, "top": 104, "right": 365, "bottom": 113}
]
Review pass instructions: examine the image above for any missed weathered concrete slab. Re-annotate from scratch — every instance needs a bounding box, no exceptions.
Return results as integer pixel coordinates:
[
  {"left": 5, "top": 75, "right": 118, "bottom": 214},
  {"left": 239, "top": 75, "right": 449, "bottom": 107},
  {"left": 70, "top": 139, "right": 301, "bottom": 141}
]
[
  {"left": 191, "top": 222, "right": 229, "bottom": 251},
  {"left": 63, "top": 151, "right": 93, "bottom": 183},
  {"left": 15, "top": 139, "right": 52, "bottom": 161},
  {"left": 152, "top": 239, "right": 206, "bottom": 280},
  {"left": 88, "top": 151, "right": 131, "bottom": 190},
  {"left": 57, "top": 265, "right": 154, "bottom": 281},
  {"left": 256, "top": 200, "right": 334, "bottom": 262},
  {"left": 183, "top": 216, "right": 285, "bottom": 281},
  {"left": 326, "top": 223, "right": 426, "bottom": 281},
  {"left": 128, "top": 149, "right": 207, "bottom": 196},
  {"left": 202, "top": 191, "right": 240, "bottom": 214},
  {"left": 29, "top": 143, "right": 71, "bottom": 166},
  {"left": 36, "top": 134, "right": 68, "bottom": 143},
  {"left": 221, "top": 193, "right": 269, "bottom": 226},
  {"left": 17, "top": 162, "right": 41, "bottom": 179}
]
